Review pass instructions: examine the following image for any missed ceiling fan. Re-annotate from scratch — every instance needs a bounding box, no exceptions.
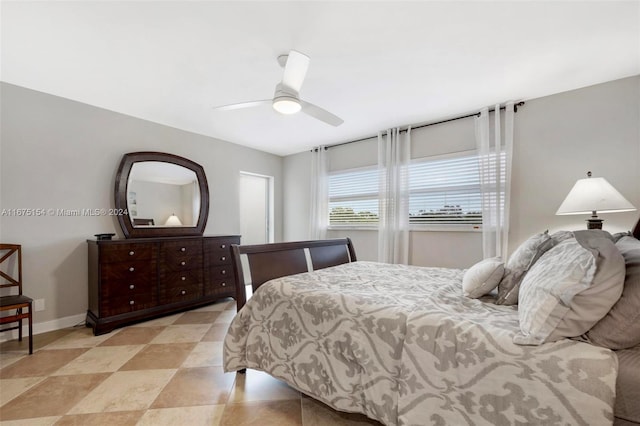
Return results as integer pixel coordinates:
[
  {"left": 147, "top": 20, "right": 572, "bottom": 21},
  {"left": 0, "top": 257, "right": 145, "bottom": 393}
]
[{"left": 213, "top": 50, "right": 344, "bottom": 127}]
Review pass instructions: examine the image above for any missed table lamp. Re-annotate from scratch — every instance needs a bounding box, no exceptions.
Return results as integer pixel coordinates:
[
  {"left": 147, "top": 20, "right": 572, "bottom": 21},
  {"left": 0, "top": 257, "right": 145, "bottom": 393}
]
[
  {"left": 556, "top": 171, "right": 636, "bottom": 229},
  {"left": 165, "top": 214, "right": 183, "bottom": 226}
]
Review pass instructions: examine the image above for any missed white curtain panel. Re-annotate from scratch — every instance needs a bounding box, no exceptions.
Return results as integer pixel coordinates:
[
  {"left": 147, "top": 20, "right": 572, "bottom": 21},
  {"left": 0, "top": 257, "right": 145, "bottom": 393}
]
[
  {"left": 309, "top": 146, "right": 328, "bottom": 240},
  {"left": 378, "top": 127, "right": 410, "bottom": 264},
  {"left": 475, "top": 102, "right": 515, "bottom": 260}
]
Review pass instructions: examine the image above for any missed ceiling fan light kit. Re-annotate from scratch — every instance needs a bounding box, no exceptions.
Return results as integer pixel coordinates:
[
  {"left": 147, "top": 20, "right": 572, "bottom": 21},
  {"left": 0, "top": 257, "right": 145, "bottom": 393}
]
[
  {"left": 213, "top": 50, "right": 344, "bottom": 126},
  {"left": 273, "top": 97, "right": 301, "bottom": 114}
]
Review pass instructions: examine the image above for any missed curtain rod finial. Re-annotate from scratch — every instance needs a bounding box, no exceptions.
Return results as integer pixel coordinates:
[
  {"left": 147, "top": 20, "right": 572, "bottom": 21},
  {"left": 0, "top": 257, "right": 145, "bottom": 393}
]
[{"left": 514, "top": 101, "right": 525, "bottom": 113}]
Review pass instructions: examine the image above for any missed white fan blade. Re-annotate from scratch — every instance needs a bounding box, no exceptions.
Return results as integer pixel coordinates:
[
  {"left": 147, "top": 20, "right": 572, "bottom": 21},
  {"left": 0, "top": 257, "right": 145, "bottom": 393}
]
[
  {"left": 300, "top": 100, "right": 344, "bottom": 127},
  {"left": 213, "top": 100, "right": 271, "bottom": 111},
  {"left": 281, "top": 50, "right": 310, "bottom": 93}
]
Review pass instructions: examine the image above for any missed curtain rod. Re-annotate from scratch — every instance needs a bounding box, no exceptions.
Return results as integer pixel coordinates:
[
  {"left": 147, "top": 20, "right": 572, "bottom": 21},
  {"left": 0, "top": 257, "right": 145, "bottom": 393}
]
[{"left": 316, "top": 101, "right": 525, "bottom": 151}]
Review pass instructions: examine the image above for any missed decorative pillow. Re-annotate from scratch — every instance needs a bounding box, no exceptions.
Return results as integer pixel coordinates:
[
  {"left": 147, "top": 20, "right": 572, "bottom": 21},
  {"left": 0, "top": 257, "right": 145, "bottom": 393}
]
[
  {"left": 496, "top": 231, "right": 556, "bottom": 305},
  {"left": 462, "top": 257, "right": 504, "bottom": 298},
  {"left": 514, "top": 230, "right": 625, "bottom": 345},
  {"left": 588, "top": 236, "right": 640, "bottom": 349}
]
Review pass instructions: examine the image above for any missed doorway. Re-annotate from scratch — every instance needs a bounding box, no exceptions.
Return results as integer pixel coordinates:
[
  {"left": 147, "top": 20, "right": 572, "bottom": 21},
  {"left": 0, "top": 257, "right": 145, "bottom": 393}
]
[{"left": 239, "top": 172, "right": 274, "bottom": 245}]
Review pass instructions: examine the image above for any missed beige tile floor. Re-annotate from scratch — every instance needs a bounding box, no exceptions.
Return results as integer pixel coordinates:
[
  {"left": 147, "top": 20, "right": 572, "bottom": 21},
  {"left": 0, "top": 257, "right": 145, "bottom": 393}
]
[{"left": 0, "top": 299, "right": 382, "bottom": 425}]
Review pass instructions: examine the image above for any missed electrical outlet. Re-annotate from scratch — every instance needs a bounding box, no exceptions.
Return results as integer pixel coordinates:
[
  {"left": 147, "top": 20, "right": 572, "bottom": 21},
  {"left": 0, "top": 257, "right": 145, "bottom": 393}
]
[{"left": 35, "top": 299, "right": 45, "bottom": 312}]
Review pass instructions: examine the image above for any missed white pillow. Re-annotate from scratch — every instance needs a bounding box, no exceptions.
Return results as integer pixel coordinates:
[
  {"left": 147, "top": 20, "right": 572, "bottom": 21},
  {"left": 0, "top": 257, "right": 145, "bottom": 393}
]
[
  {"left": 463, "top": 257, "right": 504, "bottom": 298},
  {"left": 514, "top": 231, "right": 625, "bottom": 345}
]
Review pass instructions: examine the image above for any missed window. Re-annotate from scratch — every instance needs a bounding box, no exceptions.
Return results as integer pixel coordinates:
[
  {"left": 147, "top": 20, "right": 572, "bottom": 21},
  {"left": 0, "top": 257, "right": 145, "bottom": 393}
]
[{"left": 327, "top": 151, "right": 487, "bottom": 228}]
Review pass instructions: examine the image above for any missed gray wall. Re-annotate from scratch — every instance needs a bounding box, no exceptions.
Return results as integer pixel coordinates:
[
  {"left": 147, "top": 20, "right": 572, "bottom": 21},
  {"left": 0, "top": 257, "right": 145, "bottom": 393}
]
[
  {"left": 0, "top": 82, "right": 283, "bottom": 332},
  {"left": 283, "top": 76, "right": 640, "bottom": 267}
]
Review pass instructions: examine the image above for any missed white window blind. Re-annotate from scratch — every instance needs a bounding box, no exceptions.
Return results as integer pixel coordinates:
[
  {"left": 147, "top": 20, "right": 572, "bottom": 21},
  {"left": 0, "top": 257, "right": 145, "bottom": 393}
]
[
  {"left": 328, "top": 151, "right": 491, "bottom": 228},
  {"left": 329, "top": 167, "right": 379, "bottom": 225},
  {"left": 409, "top": 153, "right": 483, "bottom": 226}
]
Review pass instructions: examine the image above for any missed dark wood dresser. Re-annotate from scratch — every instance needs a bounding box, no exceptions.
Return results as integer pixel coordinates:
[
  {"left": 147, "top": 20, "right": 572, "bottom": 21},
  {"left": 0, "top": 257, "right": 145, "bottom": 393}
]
[{"left": 86, "top": 235, "right": 240, "bottom": 335}]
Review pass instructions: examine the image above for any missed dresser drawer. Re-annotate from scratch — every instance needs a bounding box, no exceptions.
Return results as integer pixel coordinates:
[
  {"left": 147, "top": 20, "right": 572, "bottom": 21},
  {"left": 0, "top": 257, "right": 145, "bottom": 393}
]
[
  {"left": 101, "top": 293, "right": 156, "bottom": 316},
  {"left": 206, "top": 238, "right": 237, "bottom": 252},
  {"left": 204, "top": 278, "right": 235, "bottom": 296},
  {"left": 100, "top": 275, "right": 155, "bottom": 299},
  {"left": 207, "top": 250, "right": 231, "bottom": 266},
  {"left": 101, "top": 260, "right": 156, "bottom": 282},
  {"left": 159, "top": 283, "right": 203, "bottom": 304},
  {"left": 162, "top": 256, "right": 203, "bottom": 272},
  {"left": 100, "top": 243, "right": 154, "bottom": 262},
  {"left": 210, "top": 265, "right": 232, "bottom": 280},
  {"left": 160, "top": 270, "right": 203, "bottom": 288}
]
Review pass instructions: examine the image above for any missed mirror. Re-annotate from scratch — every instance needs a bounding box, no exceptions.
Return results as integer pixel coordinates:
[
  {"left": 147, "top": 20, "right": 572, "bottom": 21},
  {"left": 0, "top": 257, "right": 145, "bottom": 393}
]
[{"left": 115, "top": 152, "right": 209, "bottom": 238}]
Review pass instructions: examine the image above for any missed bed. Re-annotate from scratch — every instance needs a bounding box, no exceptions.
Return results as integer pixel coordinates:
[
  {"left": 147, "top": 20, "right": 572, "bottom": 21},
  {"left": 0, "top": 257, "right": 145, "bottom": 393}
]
[{"left": 223, "top": 219, "right": 640, "bottom": 426}]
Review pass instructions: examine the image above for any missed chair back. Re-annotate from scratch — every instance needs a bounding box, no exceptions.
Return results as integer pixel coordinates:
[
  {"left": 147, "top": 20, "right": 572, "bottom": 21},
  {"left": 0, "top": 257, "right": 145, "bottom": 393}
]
[{"left": 0, "top": 244, "right": 23, "bottom": 296}]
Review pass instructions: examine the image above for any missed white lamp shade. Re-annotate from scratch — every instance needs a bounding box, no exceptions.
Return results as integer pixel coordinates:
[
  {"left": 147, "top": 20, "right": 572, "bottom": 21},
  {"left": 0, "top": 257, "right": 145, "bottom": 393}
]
[
  {"left": 164, "top": 214, "right": 183, "bottom": 226},
  {"left": 556, "top": 176, "right": 636, "bottom": 215}
]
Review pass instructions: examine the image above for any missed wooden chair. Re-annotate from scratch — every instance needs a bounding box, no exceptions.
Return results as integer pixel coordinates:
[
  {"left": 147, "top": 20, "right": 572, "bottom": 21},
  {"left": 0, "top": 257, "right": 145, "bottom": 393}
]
[{"left": 0, "top": 244, "right": 33, "bottom": 354}]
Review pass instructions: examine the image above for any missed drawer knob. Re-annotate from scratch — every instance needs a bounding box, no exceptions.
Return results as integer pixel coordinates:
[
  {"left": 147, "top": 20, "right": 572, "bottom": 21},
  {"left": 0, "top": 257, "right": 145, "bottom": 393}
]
[
  {"left": 221, "top": 244, "right": 226, "bottom": 249},
  {"left": 180, "top": 261, "right": 186, "bottom": 266},
  {"left": 181, "top": 290, "right": 186, "bottom": 295},
  {"left": 129, "top": 300, "right": 135, "bottom": 305},
  {"left": 181, "top": 276, "right": 186, "bottom": 281},
  {"left": 180, "top": 247, "right": 186, "bottom": 252},
  {"left": 221, "top": 282, "right": 226, "bottom": 287},
  {"left": 220, "top": 256, "right": 226, "bottom": 261},
  {"left": 129, "top": 284, "right": 135, "bottom": 290},
  {"left": 129, "top": 267, "right": 135, "bottom": 272},
  {"left": 129, "top": 251, "right": 135, "bottom": 256},
  {"left": 221, "top": 270, "right": 226, "bottom": 275}
]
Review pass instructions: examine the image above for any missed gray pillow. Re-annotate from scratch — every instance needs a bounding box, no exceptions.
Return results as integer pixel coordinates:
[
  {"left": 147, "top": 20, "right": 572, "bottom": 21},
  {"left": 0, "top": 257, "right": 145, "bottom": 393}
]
[
  {"left": 514, "top": 231, "right": 625, "bottom": 345},
  {"left": 496, "top": 231, "right": 556, "bottom": 305},
  {"left": 588, "top": 236, "right": 640, "bottom": 349}
]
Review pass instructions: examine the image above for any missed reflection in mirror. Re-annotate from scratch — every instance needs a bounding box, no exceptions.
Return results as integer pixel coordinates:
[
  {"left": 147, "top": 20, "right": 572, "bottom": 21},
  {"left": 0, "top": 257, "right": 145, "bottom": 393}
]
[{"left": 127, "top": 162, "right": 200, "bottom": 227}]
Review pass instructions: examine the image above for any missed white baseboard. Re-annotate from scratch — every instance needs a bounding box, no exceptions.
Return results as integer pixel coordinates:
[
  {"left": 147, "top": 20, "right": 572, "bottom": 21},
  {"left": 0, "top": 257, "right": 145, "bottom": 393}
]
[{"left": 0, "top": 313, "right": 86, "bottom": 342}]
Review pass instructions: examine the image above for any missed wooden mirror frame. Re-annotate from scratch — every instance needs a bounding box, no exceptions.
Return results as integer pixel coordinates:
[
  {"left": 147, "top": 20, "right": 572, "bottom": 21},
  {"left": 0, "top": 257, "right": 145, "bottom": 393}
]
[{"left": 115, "top": 152, "right": 209, "bottom": 238}]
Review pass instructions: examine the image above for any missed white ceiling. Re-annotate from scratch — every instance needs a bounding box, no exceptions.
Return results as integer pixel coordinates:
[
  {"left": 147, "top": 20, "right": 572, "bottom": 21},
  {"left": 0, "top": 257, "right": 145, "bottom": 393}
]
[{"left": 2, "top": 1, "right": 639, "bottom": 156}]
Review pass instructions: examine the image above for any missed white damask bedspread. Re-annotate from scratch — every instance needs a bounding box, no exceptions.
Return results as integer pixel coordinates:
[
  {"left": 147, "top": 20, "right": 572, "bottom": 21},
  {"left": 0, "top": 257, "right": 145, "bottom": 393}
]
[{"left": 223, "top": 261, "right": 617, "bottom": 426}]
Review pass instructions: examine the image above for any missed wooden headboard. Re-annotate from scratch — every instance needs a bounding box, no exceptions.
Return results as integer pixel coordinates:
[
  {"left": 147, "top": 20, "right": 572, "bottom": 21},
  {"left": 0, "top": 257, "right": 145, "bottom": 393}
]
[
  {"left": 633, "top": 215, "right": 640, "bottom": 240},
  {"left": 231, "top": 238, "right": 356, "bottom": 311}
]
